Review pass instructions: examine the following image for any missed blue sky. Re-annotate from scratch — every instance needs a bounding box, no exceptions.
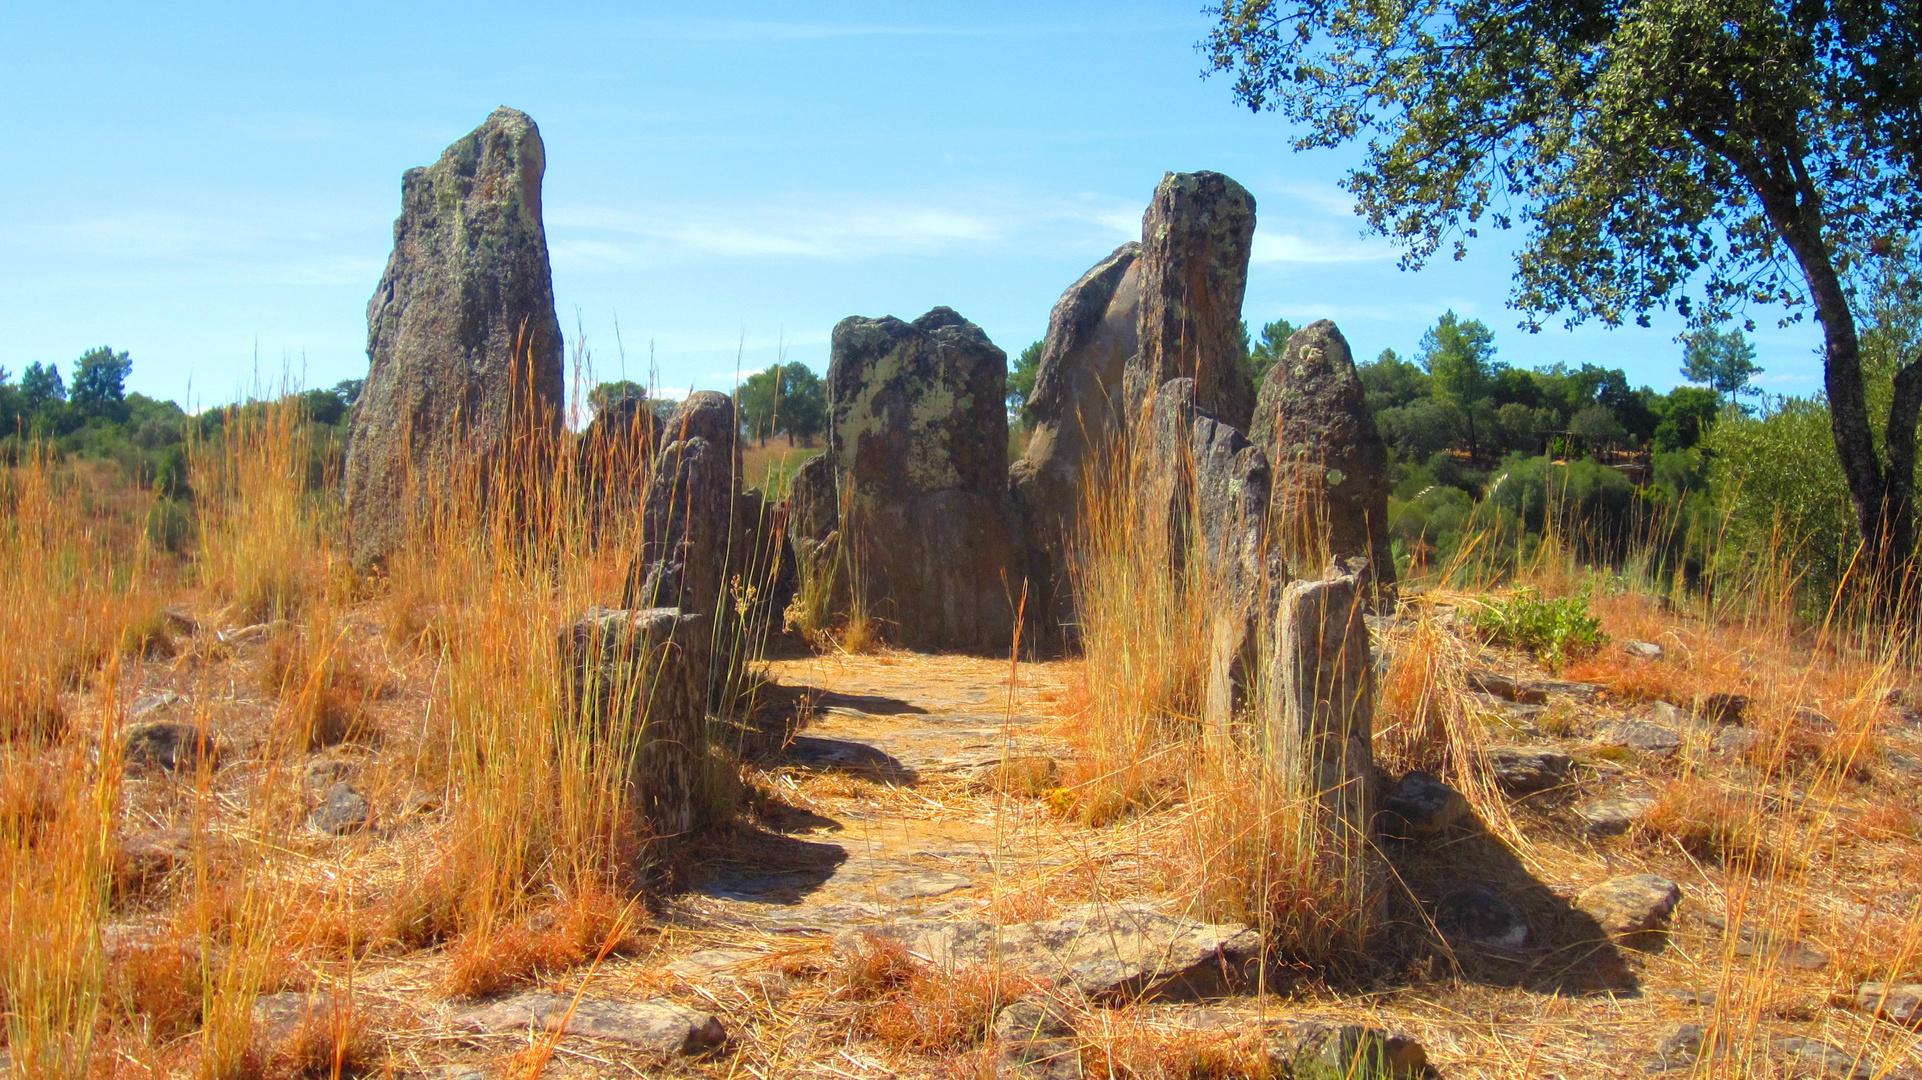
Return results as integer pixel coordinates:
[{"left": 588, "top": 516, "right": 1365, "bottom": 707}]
[{"left": 3, "top": 1, "right": 1824, "bottom": 411}]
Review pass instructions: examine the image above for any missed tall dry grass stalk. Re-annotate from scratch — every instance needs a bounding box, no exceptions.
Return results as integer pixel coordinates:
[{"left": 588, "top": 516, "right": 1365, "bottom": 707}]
[
  {"left": 1069, "top": 424, "right": 1375, "bottom": 962},
  {"left": 0, "top": 449, "right": 163, "bottom": 1078}
]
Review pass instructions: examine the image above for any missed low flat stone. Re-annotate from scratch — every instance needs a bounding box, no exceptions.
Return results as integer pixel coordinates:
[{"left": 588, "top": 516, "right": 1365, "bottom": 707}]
[
  {"left": 993, "top": 995, "right": 1081, "bottom": 1080},
  {"left": 1483, "top": 745, "right": 1572, "bottom": 793},
  {"left": 125, "top": 721, "right": 219, "bottom": 773},
  {"left": 1771, "top": 1036, "right": 1885, "bottom": 1079},
  {"left": 309, "top": 783, "right": 371, "bottom": 835},
  {"left": 1271, "top": 1022, "right": 1427, "bottom": 1079},
  {"left": 665, "top": 948, "right": 764, "bottom": 980},
  {"left": 1795, "top": 706, "right": 1837, "bottom": 734},
  {"left": 1575, "top": 873, "right": 1681, "bottom": 938},
  {"left": 116, "top": 827, "right": 193, "bottom": 886},
  {"left": 1577, "top": 793, "right": 1656, "bottom": 836},
  {"left": 1435, "top": 885, "right": 1529, "bottom": 950},
  {"left": 1851, "top": 982, "right": 1922, "bottom": 1026},
  {"left": 1380, "top": 770, "right": 1468, "bottom": 838},
  {"left": 1737, "top": 929, "right": 1830, "bottom": 971},
  {"left": 1711, "top": 727, "right": 1759, "bottom": 757},
  {"left": 1595, "top": 717, "right": 1683, "bottom": 758},
  {"left": 1696, "top": 692, "right": 1750, "bottom": 725},
  {"left": 253, "top": 991, "right": 334, "bottom": 1046},
  {"left": 851, "top": 902, "right": 1260, "bottom": 998},
  {"left": 1467, "top": 670, "right": 1548, "bottom": 704},
  {"left": 131, "top": 691, "right": 184, "bottom": 718},
  {"left": 455, "top": 992, "right": 725, "bottom": 1055},
  {"left": 1624, "top": 640, "right": 1663, "bottom": 660},
  {"left": 875, "top": 870, "right": 973, "bottom": 901}
]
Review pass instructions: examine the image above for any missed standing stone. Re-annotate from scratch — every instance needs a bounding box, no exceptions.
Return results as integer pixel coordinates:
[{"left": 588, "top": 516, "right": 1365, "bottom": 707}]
[
  {"left": 624, "top": 392, "right": 742, "bottom": 694},
  {"left": 1139, "top": 379, "right": 1279, "bottom": 742},
  {"left": 1009, "top": 243, "right": 1142, "bottom": 639},
  {"left": 1123, "top": 172, "right": 1257, "bottom": 430},
  {"left": 558, "top": 607, "right": 706, "bottom": 844},
  {"left": 826, "top": 307, "right": 1017, "bottom": 652},
  {"left": 1267, "top": 566, "right": 1381, "bottom": 927},
  {"left": 346, "top": 107, "right": 564, "bottom": 571},
  {"left": 579, "top": 396, "right": 663, "bottom": 531},
  {"left": 1250, "top": 320, "right": 1396, "bottom": 601}
]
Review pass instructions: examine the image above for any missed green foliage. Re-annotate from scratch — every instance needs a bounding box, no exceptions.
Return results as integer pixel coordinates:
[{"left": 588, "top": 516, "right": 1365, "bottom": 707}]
[
  {"left": 69, "top": 346, "right": 131, "bottom": 420},
  {"left": 736, "top": 362, "right": 827, "bottom": 444},
  {"left": 1706, "top": 398, "right": 1859, "bottom": 605},
  {"left": 1652, "top": 387, "right": 1723, "bottom": 451},
  {"left": 20, "top": 362, "right": 64, "bottom": 411},
  {"left": 1243, "top": 317, "right": 1297, "bottom": 387},
  {"left": 1683, "top": 328, "right": 1763, "bottom": 399},
  {"left": 1008, "top": 341, "right": 1042, "bottom": 422},
  {"left": 1471, "top": 590, "right": 1607, "bottom": 666}
]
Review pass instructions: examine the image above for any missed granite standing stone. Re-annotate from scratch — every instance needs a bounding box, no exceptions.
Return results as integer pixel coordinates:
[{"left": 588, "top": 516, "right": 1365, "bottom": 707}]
[
  {"left": 1250, "top": 320, "right": 1396, "bottom": 601},
  {"left": 825, "top": 307, "right": 1018, "bottom": 652},
  {"left": 1009, "top": 242, "right": 1141, "bottom": 638},
  {"left": 346, "top": 107, "right": 564, "bottom": 571},
  {"left": 1123, "top": 172, "right": 1257, "bottom": 430}
]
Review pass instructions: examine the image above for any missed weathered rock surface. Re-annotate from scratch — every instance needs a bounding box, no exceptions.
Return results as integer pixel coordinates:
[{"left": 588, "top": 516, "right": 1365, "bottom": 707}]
[
  {"left": 824, "top": 307, "right": 1018, "bottom": 651},
  {"left": 1467, "top": 670, "right": 1549, "bottom": 704},
  {"left": 1380, "top": 770, "right": 1468, "bottom": 838},
  {"left": 1595, "top": 716, "right": 1683, "bottom": 757},
  {"left": 115, "top": 827, "right": 192, "bottom": 890},
  {"left": 1011, "top": 243, "right": 1141, "bottom": 640},
  {"left": 579, "top": 395, "right": 662, "bottom": 528},
  {"left": 625, "top": 392, "right": 741, "bottom": 626},
  {"left": 309, "top": 782, "right": 371, "bottom": 835},
  {"left": 558, "top": 607, "right": 706, "bottom": 842},
  {"left": 1123, "top": 172, "right": 1257, "bottom": 429},
  {"left": 455, "top": 992, "right": 725, "bottom": 1055},
  {"left": 125, "top": 720, "right": 218, "bottom": 773},
  {"left": 345, "top": 107, "right": 564, "bottom": 571},
  {"left": 1436, "top": 884, "right": 1529, "bottom": 949},
  {"left": 1272, "top": 1023, "right": 1428, "bottom": 1079},
  {"left": 1574, "top": 873, "right": 1681, "bottom": 938},
  {"left": 1268, "top": 568, "right": 1379, "bottom": 856},
  {"left": 1249, "top": 320, "right": 1396, "bottom": 601},
  {"left": 1482, "top": 745, "right": 1572, "bottom": 793},
  {"left": 850, "top": 903, "right": 1260, "bottom": 998},
  {"left": 1851, "top": 981, "right": 1922, "bottom": 1026},
  {"left": 1577, "top": 793, "right": 1656, "bottom": 835},
  {"left": 993, "top": 996, "right": 1082, "bottom": 1080}
]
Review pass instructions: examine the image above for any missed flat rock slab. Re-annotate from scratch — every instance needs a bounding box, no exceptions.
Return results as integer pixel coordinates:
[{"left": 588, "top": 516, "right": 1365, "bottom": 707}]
[
  {"left": 1577, "top": 793, "right": 1657, "bottom": 836},
  {"left": 1483, "top": 745, "right": 1572, "bottom": 793},
  {"left": 1595, "top": 717, "right": 1683, "bottom": 757},
  {"left": 1576, "top": 873, "right": 1681, "bottom": 938},
  {"left": 849, "top": 903, "right": 1259, "bottom": 998},
  {"left": 455, "top": 992, "right": 724, "bottom": 1055},
  {"left": 1852, "top": 982, "right": 1922, "bottom": 1025}
]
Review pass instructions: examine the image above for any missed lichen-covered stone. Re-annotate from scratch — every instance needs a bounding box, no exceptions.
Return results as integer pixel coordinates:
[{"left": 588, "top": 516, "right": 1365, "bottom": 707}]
[
  {"left": 1124, "top": 172, "right": 1257, "bottom": 429},
  {"left": 825, "top": 307, "right": 1017, "bottom": 652},
  {"left": 1010, "top": 243, "right": 1141, "bottom": 640},
  {"left": 558, "top": 607, "right": 706, "bottom": 843},
  {"left": 579, "top": 396, "right": 662, "bottom": 530},
  {"left": 624, "top": 393, "right": 741, "bottom": 628},
  {"left": 1250, "top": 320, "right": 1395, "bottom": 601},
  {"left": 346, "top": 107, "right": 564, "bottom": 571}
]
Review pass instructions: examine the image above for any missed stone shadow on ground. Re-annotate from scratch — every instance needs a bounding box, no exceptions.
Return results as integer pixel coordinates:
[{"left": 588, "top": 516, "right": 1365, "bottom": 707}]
[
  {"left": 772, "top": 736, "right": 918, "bottom": 785},
  {"left": 1380, "top": 811, "right": 1640, "bottom": 997},
  {"left": 689, "top": 828, "right": 849, "bottom": 905}
]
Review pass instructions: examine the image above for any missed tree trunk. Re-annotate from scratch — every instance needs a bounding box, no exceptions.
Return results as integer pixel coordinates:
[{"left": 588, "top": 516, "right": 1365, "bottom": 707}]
[{"left": 1741, "top": 145, "right": 1916, "bottom": 605}]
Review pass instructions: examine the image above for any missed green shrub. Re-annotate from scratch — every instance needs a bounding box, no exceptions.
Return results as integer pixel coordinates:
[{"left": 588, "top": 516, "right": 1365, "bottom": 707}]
[
  {"left": 1704, "top": 398, "right": 1858, "bottom": 609},
  {"left": 1471, "top": 589, "right": 1607, "bottom": 665}
]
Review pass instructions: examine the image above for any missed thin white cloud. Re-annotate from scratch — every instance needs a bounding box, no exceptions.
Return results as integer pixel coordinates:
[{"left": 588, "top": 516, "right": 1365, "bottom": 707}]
[
  {"left": 548, "top": 191, "right": 1140, "bottom": 267},
  {"left": 1249, "top": 231, "right": 1391, "bottom": 265}
]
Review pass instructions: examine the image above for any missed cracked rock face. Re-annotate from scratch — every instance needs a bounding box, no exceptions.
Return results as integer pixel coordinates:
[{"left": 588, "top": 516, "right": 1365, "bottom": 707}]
[
  {"left": 847, "top": 903, "right": 1260, "bottom": 998},
  {"left": 825, "top": 307, "right": 1018, "bottom": 652},
  {"left": 346, "top": 107, "right": 565, "bottom": 572},
  {"left": 1575, "top": 873, "right": 1682, "bottom": 938},
  {"left": 455, "top": 992, "right": 725, "bottom": 1055},
  {"left": 1124, "top": 171, "right": 1257, "bottom": 430},
  {"left": 1250, "top": 320, "right": 1396, "bottom": 602}
]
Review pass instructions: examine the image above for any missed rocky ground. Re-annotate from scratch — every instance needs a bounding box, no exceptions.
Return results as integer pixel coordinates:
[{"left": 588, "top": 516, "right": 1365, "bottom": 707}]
[{"left": 88, "top": 596, "right": 1922, "bottom": 1079}]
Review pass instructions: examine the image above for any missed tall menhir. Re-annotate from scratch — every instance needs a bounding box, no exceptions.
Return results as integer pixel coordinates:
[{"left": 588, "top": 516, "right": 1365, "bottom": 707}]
[{"left": 345, "top": 107, "right": 565, "bottom": 571}]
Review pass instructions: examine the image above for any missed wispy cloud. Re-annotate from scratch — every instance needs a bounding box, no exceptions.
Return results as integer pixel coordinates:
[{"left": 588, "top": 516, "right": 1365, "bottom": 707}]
[
  {"left": 3, "top": 206, "right": 381, "bottom": 289},
  {"left": 1249, "top": 231, "right": 1390, "bottom": 265},
  {"left": 548, "top": 191, "right": 1139, "bottom": 267}
]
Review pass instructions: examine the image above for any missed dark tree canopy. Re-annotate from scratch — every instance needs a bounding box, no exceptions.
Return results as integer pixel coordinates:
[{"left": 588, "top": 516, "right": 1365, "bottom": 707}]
[
  {"left": 1683, "top": 328, "right": 1764, "bottom": 398},
  {"left": 1206, "top": 0, "right": 1922, "bottom": 596},
  {"left": 70, "top": 346, "right": 132, "bottom": 420}
]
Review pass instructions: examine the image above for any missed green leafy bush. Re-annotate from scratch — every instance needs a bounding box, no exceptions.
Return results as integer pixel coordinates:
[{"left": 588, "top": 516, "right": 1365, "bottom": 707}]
[{"left": 1471, "top": 589, "right": 1607, "bottom": 665}]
